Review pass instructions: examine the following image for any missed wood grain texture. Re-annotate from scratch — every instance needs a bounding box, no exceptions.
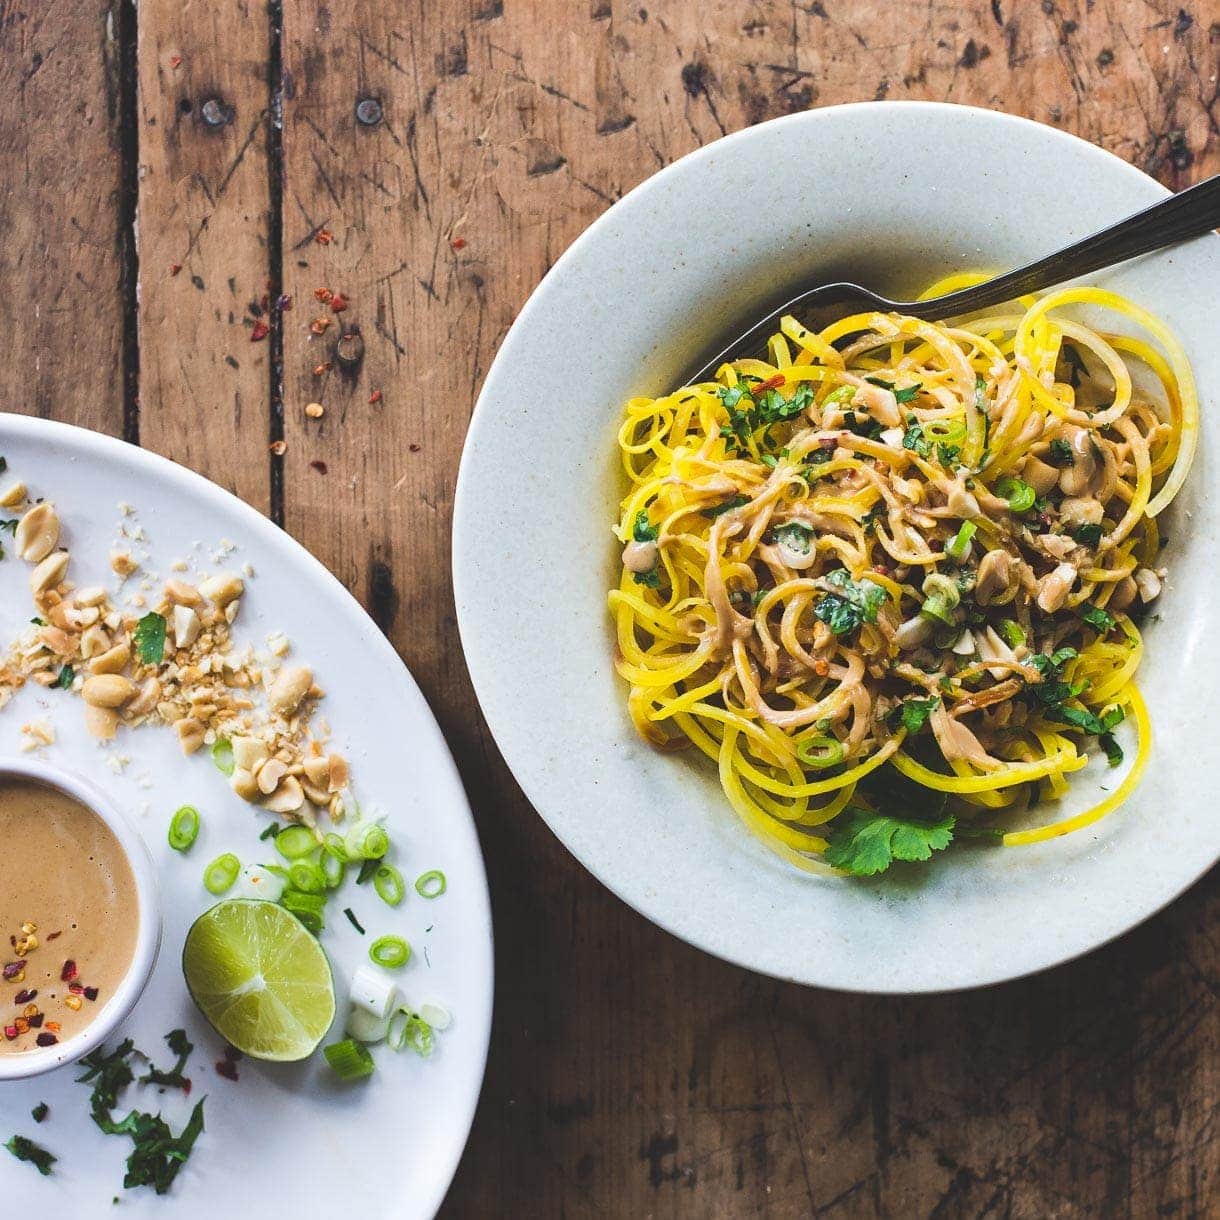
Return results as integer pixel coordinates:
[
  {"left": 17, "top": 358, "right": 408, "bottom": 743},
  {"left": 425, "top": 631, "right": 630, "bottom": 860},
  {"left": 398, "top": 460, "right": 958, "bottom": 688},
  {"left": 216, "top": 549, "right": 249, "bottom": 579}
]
[
  {"left": 13, "top": 0, "right": 1220, "bottom": 1215},
  {"left": 135, "top": 0, "right": 273, "bottom": 510},
  {"left": 0, "top": 0, "right": 128, "bottom": 435}
]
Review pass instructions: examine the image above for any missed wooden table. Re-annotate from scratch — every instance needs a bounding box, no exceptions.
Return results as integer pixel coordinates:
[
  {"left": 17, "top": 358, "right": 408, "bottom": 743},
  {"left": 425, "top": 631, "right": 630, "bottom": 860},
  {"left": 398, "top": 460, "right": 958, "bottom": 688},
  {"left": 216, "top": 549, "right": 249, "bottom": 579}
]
[{"left": 4, "top": 1, "right": 1217, "bottom": 1214}]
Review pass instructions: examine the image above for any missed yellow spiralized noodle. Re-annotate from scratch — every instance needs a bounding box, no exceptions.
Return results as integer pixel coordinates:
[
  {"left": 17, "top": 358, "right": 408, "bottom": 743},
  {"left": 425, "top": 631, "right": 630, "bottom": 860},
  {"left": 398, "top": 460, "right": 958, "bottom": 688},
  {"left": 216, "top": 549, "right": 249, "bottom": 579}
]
[{"left": 610, "top": 279, "right": 1193, "bottom": 873}]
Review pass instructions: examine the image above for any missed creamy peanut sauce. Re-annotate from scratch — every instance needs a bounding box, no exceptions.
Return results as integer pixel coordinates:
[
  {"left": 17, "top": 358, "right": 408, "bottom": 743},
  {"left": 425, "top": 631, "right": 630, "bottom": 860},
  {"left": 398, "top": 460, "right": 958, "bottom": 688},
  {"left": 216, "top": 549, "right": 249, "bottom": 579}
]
[{"left": 0, "top": 778, "right": 137, "bottom": 1054}]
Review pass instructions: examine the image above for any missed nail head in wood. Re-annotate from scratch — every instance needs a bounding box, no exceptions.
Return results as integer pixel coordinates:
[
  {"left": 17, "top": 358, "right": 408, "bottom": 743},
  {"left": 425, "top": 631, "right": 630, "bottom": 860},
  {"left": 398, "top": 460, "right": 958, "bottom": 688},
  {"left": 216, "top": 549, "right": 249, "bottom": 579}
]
[
  {"left": 355, "top": 97, "right": 384, "bottom": 126},
  {"left": 200, "top": 97, "right": 235, "bottom": 128},
  {"left": 335, "top": 326, "right": 365, "bottom": 369}
]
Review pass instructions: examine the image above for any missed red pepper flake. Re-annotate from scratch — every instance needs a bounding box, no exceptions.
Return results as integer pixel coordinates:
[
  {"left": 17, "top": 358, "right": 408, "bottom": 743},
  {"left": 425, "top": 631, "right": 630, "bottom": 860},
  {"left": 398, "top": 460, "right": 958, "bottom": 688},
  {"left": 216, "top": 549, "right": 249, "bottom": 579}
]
[
  {"left": 450, "top": 236, "right": 466, "bottom": 250},
  {"left": 3, "top": 1025, "right": 15, "bottom": 1040},
  {"left": 313, "top": 287, "right": 333, "bottom": 303},
  {"left": 35, "top": 1032, "right": 57, "bottom": 1047},
  {"left": 749, "top": 374, "right": 786, "bottom": 395},
  {"left": 47, "top": 931, "right": 62, "bottom": 941},
  {"left": 312, "top": 362, "right": 332, "bottom": 377},
  {"left": 44, "top": 1021, "right": 60, "bottom": 1033},
  {"left": 408, "top": 443, "right": 421, "bottom": 453},
  {"left": 60, "top": 960, "right": 77, "bottom": 982},
  {"left": 309, "top": 460, "right": 328, "bottom": 475},
  {"left": 169, "top": 263, "right": 182, "bottom": 276},
  {"left": 329, "top": 293, "right": 348, "bottom": 313},
  {"left": 68, "top": 982, "right": 84, "bottom": 995},
  {"left": 275, "top": 294, "right": 293, "bottom": 312},
  {"left": 315, "top": 228, "right": 334, "bottom": 245},
  {"left": 309, "top": 316, "right": 332, "bottom": 335},
  {"left": 215, "top": 1057, "right": 239, "bottom": 1082},
  {"left": 28, "top": 1013, "right": 43, "bottom": 1028},
  {"left": 83, "top": 986, "right": 98, "bottom": 1002},
  {"left": 169, "top": 54, "right": 183, "bottom": 68},
  {"left": 13, "top": 989, "right": 35, "bottom": 1004},
  {"left": 2, "top": 962, "right": 23, "bottom": 981},
  {"left": 250, "top": 319, "right": 270, "bottom": 342},
  {"left": 368, "top": 389, "right": 382, "bottom": 405},
  {"left": 13, "top": 1019, "right": 28, "bottom": 1035}
]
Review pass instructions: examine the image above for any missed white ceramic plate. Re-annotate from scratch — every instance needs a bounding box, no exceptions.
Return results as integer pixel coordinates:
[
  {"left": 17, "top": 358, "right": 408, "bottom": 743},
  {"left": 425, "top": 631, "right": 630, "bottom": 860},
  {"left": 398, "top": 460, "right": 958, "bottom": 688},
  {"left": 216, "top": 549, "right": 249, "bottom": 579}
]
[
  {"left": 0, "top": 416, "right": 492, "bottom": 1214},
  {"left": 454, "top": 101, "right": 1220, "bottom": 994}
]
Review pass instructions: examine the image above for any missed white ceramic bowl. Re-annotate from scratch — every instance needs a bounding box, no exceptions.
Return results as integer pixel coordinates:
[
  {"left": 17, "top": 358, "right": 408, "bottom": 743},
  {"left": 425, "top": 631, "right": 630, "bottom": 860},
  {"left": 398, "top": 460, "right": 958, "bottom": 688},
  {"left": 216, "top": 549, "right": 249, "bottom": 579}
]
[
  {"left": 454, "top": 101, "right": 1220, "bottom": 993},
  {"left": 0, "top": 757, "right": 161, "bottom": 1079}
]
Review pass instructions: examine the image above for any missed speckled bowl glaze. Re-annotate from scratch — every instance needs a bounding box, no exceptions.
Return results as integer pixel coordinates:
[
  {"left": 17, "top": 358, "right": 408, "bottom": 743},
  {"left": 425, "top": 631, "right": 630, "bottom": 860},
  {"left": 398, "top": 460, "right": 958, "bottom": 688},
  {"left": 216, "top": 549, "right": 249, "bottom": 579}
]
[{"left": 454, "top": 101, "right": 1220, "bottom": 993}]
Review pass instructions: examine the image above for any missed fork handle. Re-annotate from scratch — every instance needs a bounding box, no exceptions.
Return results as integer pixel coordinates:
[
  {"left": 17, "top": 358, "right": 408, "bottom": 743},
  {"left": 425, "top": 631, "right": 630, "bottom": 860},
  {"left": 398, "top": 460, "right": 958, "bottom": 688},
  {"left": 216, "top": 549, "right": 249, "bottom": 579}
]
[{"left": 910, "top": 172, "right": 1220, "bottom": 319}]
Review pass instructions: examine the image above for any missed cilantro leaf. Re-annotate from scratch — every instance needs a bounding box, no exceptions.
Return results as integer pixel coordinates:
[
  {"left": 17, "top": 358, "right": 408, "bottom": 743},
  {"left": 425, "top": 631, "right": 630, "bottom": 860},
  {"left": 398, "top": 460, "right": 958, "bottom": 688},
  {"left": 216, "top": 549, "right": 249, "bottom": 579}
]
[
  {"left": 632, "top": 567, "right": 660, "bottom": 588},
  {"left": 54, "top": 664, "right": 74, "bottom": 690},
  {"left": 824, "top": 806, "right": 955, "bottom": 876},
  {"left": 1100, "top": 731, "right": 1124, "bottom": 767},
  {"left": 632, "top": 510, "right": 658, "bottom": 543},
  {"left": 773, "top": 521, "right": 814, "bottom": 557},
  {"left": 31, "top": 1102, "right": 48, "bottom": 1124},
  {"left": 133, "top": 612, "right": 167, "bottom": 665},
  {"left": 76, "top": 1036, "right": 205, "bottom": 1195},
  {"left": 0, "top": 517, "right": 16, "bottom": 534},
  {"left": 5, "top": 1134, "right": 55, "bottom": 1176},
  {"left": 902, "top": 424, "right": 931, "bottom": 458},
  {"left": 1048, "top": 438, "right": 1075, "bottom": 466},
  {"left": 889, "top": 696, "right": 939, "bottom": 734},
  {"left": 139, "top": 1029, "right": 193, "bottom": 1092},
  {"left": 1077, "top": 603, "right": 1115, "bottom": 634},
  {"left": 864, "top": 376, "right": 894, "bottom": 390},
  {"left": 700, "top": 494, "right": 750, "bottom": 519},
  {"left": 812, "top": 570, "right": 887, "bottom": 637},
  {"left": 936, "top": 443, "right": 961, "bottom": 466},
  {"left": 894, "top": 383, "right": 922, "bottom": 404},
  {"left": 1072, "top": 522, "right": 1103, "bottom": 546}
]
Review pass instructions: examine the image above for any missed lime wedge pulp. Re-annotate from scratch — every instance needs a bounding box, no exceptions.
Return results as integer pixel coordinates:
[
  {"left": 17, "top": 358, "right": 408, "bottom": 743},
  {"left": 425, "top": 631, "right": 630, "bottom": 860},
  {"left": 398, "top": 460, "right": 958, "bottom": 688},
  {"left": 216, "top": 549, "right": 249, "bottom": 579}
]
[{"left": 182, "top": 899, "right": 336, "bottom": 1062}]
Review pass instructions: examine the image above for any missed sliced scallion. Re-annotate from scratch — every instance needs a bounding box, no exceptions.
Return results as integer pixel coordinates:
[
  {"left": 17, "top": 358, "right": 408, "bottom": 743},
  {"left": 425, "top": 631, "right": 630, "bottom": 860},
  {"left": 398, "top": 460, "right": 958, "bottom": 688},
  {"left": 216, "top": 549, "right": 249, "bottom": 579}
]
[
  {"left": 320, "top": 851, "right": 346, "bottom": 889},
  {"left": 414, "top": 870, "right": 447, "bottom": 899},
  {"left": 922, "top": 418, "right": 966, "bottom": 445},
  {"left": 945, "top": 520, "right": 977, "bottom": 561},
  {"left": 323, "top": 1038, "right": 374, "bottom": 1081},
  {"left": 994, "top": 476, "right": 1036, "bottom": 513},
  {"left": 344, "top": 822, "right": 389, "bottom": 861},
  {"left": 210, "top": 738, "right": 235, "bottom": 777},
  {"left": 168, "top": 805, "right": 200, "bottom": 853},
  {"left": 369, "top": 935, "right": 410, "bottom": 969},
  {"left": 288, "top": 859, "right": 327, "bottom": 894},
  {"left": 373, "top": 864, "right": 405, "bottom": 908},
  {"left": 203, "top": 853, "right": 241, "bottom": 895},
  {"left": 322, "top": 832, "right": 350, "bottom": 862},
  {"left": 392, "top": 1012, "right": 435, "bottom": 1057},
  {"left": 999, "top": 619, "right": 1026, "bottom": 648},
  {"left": 795, "top": 735, "right": 845, "bottom": 770},
  {"left": 275, "top": 825, "right": 317, "bottom": 860},
  {"left": 280, "top": 889, "right": 326, "bottom": 934}
]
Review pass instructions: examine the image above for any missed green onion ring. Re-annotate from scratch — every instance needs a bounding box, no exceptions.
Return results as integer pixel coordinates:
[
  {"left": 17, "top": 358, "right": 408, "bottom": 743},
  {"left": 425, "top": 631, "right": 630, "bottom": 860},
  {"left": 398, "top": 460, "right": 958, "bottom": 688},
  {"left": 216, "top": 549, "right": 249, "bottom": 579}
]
[
  {"left": 168, "top": 805, "right": 200, "bottom": 853},
  {"left": 414, "top": 870, "right": 447, "bottom": 899},
  {"left": 203, "top": 852, "right": 240, "bottom": 895}
]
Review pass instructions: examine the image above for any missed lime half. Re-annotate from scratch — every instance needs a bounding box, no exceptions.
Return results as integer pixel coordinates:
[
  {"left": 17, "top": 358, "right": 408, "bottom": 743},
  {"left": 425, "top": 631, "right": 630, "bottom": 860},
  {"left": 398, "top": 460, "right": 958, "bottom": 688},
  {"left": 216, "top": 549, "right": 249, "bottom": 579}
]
[{"left": 183, "top": 899, "right": 336, "bottom": 1061}]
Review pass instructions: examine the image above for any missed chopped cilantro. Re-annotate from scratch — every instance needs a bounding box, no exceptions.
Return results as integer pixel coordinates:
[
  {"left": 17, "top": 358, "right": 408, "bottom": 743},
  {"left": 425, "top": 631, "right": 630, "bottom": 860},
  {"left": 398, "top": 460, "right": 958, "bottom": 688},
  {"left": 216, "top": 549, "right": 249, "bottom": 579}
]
[
  {"left": 864, "top": 376, "right": 894, "bottom": 390},
  {"left": 936, "top": 443, "right": 961, "bottom": 466},
  {"left": 77, "top": 1036, "right": 205, "bottom": 1195},
  {"left": 773, "top": 521, "right": 813, "bottom": 558},
  {"left": 632, "top": 567, "right": 660, "bottom": 588},
  {"left": 139, "top": 1029, "right": 193, "bottom": 1092},
  {"left": 5, "top": 1134, "right": 55, "bottom": 1176},
  {"left": 1048, "top": 438, "right": 1075, "bottom": 466},
  {"left": 812, "top": 570, "right": 887, "bottom": 637},
  {"left": 806, "top": 447, "right": 834, "bottom": 466},
  {"left": 888, "top": 696, "right": 939, "bottom": 734},
  {"left": 894, "top": 383, "right": 922, "bottom": 404},
  {"left": 31, "top": 1102, "right": 48, "bottom": 1123},
  {"left": 824, "top": 806, "right": 955, "bottom": 876},
  {"left": 258, "top": 823, "right": 280, "bottom": 841},
  {"left": 843, "top": 413, "right": 883, "bottom": 439},
  {"left": 1077, "top": 603, "right": 1115, "bottom": 634},
  {"left": 632, "top": 510, "right": 658, "bottom": 543},
  {"left": 0, "top": 517, "right": 16, "bottom": 534},
  {"left": 355, "top": 858, "right": 380, "bottom": 885},
  {"left": 1100, "top": 732, "right": 1124, "bottom": 767},
  {"left": 133, "top": 612, "right": 167, "bottom": 665},
  {"left": 902, "top": 424, "right": 931, "bottom": 458},
  {"left": 700, "top": 494, "right": 750, "bottom": 519},
  {"left": 54, "top": 664, "right": 74, "bottom": 690},
  {"left": 1071, "top": 522, "right": 1103, "bottom": 546}
]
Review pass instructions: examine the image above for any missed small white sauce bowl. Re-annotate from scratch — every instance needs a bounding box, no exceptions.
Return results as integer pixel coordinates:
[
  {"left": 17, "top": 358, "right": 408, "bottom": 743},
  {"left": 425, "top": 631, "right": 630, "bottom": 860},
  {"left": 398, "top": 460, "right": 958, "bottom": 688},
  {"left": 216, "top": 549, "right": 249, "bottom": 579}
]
[{"left": 0, "top": 757, "right": 162, "bottom": 1081}]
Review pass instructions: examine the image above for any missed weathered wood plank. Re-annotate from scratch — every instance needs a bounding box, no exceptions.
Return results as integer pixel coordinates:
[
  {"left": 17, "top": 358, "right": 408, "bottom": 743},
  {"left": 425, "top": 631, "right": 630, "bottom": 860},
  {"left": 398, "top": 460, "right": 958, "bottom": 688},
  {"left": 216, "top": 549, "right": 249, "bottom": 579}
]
[
  {"left": 0, "top": 0, "right": 128, "bottom": 435},
  {"left": 135, "top": 0, "right": 273, "bottom": 510},
  {"left": 272, "top": 0, "right": 1218, "bottom": 1217}
]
